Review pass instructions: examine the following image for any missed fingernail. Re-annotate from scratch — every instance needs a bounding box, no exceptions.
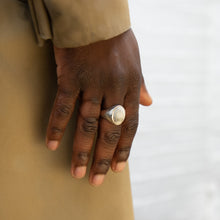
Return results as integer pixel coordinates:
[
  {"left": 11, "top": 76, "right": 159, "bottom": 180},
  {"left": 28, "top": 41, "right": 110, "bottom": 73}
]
[
  {"left": 72, "top": 166, "right": 87, "bottom": 179},
  {"left": 115, "top": 162, "right": 126, "bottom": 172},
  {"left": 91, "top": 174, "right": 105, "bottom": 186},
  {"left": 47, "top": 140, "right": 58, "bottom": 151}
]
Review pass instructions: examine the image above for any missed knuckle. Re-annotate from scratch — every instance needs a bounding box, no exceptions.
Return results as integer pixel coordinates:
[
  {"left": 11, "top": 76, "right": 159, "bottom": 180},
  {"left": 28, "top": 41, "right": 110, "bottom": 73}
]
[
  {"left": 55, "top": 104, "right": 72, "bottom": 118},
  {"left": 78, "top": 68, "right": 91, "bottom": 87},
  {"left": 109, "top": 73, "right": 127, "bottom": 92},
  {"left": 50, "top": 126, "right": 64, "bottom": 137},
  {"left": 122, "top": 117, "right": 139, "bottom": 136},
  {"left": 79, "top": 98, "right": 101, "bottom": 119},
  {"left": 58, "top": 87, "right": 74, "bottom": 98},
  {"left": 128, "top": 73, "right": 141, "bottom": 91},
  {"left": 84, "top": 97, "right": 101, "bottom": 105},
  {"left": 94, "top": 159, "right": 111, "bottom": 174},
  {"left": 110, "top": 78, "right": 123, "bottom": 89},
  {"left": 103, "top": 130, "right": 121, "bottom": 145},
  {"left": 76, "top": 152, "right": 90, "bottom": 166},
  {"left": 116, "top": 147, "right": 131, "bottom": 161},
  {"left": 131, "top": 71, "right": 141, "bottom": 83},
  {"left": 80, "top": 117, "right": 98, "bottom": 135}
]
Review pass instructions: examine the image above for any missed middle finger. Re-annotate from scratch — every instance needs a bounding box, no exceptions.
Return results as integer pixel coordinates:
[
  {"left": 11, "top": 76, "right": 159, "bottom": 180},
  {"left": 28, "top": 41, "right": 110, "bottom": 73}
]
[{"left": 71, "top": 89, "right": 102, "bottom": 179}]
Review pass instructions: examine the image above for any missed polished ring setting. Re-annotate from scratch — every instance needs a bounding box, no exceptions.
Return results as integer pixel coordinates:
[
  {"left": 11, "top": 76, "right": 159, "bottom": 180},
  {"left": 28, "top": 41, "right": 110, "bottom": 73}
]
[{"left": 102, "top": 105, "right": 126, "bottom": 126}]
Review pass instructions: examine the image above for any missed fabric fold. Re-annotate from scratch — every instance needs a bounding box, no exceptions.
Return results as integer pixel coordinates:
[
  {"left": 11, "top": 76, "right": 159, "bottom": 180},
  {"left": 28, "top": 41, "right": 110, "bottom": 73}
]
[
  {"left": 28, "top": 0, "right": 52, "bottom": 46},
  {"left": 28, "top": 0, "right": 131, "bottom": 48}
]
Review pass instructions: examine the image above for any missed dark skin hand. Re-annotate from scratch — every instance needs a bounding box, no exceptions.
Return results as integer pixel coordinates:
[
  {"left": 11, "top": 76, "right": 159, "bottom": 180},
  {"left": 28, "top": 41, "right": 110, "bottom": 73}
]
[{"left": 46, "top": 29, "right": 152, "bottom": 186}]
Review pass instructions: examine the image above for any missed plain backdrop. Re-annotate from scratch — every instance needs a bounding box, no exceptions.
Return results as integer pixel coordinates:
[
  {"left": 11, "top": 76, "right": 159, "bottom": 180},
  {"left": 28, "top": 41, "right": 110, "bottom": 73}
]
[{"left": 128, "top": 0, "right": 220, "bottom": 219}]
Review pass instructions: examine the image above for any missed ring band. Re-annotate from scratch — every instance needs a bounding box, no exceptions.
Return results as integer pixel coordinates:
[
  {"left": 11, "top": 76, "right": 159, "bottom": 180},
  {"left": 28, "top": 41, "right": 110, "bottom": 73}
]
[{"left": 102, "top": 105, "right": 126, "bottom": 126}]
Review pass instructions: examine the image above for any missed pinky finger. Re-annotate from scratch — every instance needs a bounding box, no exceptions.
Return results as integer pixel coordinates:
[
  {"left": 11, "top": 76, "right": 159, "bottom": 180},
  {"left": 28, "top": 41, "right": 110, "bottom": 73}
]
[{"left": 140, "top": 75, "right": 153, "bottom": 106}]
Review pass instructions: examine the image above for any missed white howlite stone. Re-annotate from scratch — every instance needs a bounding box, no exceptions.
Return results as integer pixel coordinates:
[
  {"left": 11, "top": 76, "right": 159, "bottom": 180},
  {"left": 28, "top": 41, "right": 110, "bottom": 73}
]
[{"left": 112, "top": 105, "right": 126, "bottom": 125}]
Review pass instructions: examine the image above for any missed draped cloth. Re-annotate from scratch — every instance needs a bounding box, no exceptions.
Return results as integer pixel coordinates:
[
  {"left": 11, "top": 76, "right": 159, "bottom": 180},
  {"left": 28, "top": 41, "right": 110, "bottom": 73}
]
[{"left": 0, "top": 1, "right": 134, "bottom": 219}]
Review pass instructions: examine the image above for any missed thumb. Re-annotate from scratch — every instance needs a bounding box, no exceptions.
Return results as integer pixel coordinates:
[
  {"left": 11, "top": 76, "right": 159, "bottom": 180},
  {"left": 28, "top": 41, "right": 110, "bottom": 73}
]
[{"left": 140, "top": 76, "right": 152, "bottom": 106}]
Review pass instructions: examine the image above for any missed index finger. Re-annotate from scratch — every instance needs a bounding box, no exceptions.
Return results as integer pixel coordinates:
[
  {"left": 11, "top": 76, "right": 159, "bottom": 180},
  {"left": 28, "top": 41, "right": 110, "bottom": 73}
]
[{"left": 46, "top": 87, "right": 79, "bottom": 150}]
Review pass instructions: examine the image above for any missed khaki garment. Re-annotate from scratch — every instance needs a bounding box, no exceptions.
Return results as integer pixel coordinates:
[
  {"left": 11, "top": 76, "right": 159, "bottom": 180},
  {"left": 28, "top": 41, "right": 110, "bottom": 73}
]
[
  {"left": 28, "top": 0, "right": 131, "bottom": 47},
  {"left": 0, "top": 0, "right": 134, "bottom": 220}
]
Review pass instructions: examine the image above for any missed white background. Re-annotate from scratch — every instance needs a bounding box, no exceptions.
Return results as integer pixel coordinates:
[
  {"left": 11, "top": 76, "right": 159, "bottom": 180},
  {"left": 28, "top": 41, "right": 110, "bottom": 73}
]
[{"left": 128, "top": 0, "right": 220, "bottom": 219}]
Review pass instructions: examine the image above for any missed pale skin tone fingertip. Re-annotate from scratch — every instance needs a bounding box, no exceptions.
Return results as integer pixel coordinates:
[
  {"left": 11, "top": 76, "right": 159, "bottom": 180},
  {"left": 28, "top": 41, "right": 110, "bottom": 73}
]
[
  {"left": 140, "top": 96, "right": 153, "bottom": 106},
  {"left": 140, "top": 82, "right": 153, "bottom": 106},
  {"left": 90, "top": 174, "right": 105, "bottom": 187},
  {"left": 71, "top": 166, "right": 87, "bottom": 179},
  {"left": 112, "top": 161, "right": 127, "bottom": 173},
  {"left": 47, "top": 140, "right": 59, "bottom": 151}
]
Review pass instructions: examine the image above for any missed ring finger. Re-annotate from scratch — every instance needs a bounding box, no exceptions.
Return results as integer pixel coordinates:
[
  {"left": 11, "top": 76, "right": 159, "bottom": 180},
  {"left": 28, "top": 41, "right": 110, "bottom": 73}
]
[
  {"left": 89, "top": 94, "right": 125, "bottom": 186},
  {"left": 111, "top": 90, "right": 140, "bottom": 173}
]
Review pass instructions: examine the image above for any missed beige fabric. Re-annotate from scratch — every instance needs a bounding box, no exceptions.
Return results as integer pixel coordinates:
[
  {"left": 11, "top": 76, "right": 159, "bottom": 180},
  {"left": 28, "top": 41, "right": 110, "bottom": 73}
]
[
  {"left": 0, "top": 1, "right": 134, "bottom": 219},
  {"left": 28, "top": 0, "right": 131, "bottom": 47}
]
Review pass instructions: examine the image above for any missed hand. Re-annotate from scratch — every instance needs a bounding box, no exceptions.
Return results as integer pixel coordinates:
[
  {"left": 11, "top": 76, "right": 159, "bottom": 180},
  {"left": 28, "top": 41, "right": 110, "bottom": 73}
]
[{"left": 46, "top": 29, "right": 152, "bottom": 186}]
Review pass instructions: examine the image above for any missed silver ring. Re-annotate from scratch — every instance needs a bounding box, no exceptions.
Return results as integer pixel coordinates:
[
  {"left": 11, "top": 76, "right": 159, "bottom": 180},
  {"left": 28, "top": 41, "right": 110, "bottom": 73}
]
[{"left": 102, "top": 105, "right": 126, "bottom": 126}]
